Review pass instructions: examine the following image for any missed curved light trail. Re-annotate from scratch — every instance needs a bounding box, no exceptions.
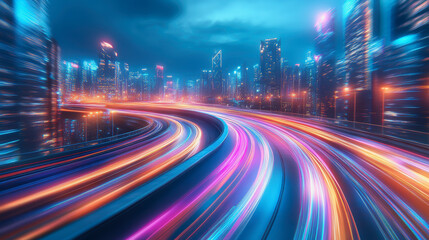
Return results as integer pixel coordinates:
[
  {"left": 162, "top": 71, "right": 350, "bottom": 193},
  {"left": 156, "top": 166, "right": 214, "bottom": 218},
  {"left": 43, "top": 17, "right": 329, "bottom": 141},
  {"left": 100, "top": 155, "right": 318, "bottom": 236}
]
[{"left": 0, "top": 103, "right": 427, "bottom": 240}]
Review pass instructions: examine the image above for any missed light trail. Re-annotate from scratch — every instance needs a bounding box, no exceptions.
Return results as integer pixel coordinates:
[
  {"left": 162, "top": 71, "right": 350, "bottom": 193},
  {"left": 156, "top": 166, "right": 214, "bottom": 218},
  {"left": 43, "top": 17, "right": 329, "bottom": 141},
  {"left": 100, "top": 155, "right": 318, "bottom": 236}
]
[{"left": 0, "top": 103, "right": 427, "bottom": 240}]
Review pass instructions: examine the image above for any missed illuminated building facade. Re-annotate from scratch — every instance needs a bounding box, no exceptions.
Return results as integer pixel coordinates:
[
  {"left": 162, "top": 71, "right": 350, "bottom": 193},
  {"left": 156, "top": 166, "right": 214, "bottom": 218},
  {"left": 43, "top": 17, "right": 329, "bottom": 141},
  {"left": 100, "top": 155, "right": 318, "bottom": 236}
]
[
  {"left": 260, "top": 38, "right": 281, "bottom": 98},
  {"left": 344, "top": 0, "right": 372, "bottom": 122},
  {"left": 0, "top": 0, "right": 20, "bottom": 162},
  {"left": 344, "top": 0, "right": 372, "bottom": 90},
  {"left": 237, "top": 64, "right": 249, "bottom": 100},
  {"left": 212, "top": 50, "right": 223, "bottom": 98},
  {"left": 46, "top": 39, "right": 62, "bottom": 148},
  {"left": 82, "top": 60, "right": 98, "bottom": 97},
  {"left": 0, "top": 0, "right": 56, "bottom": 161},
  {"left": 252, "top": 64, "right": 261, "bottom": 97},
  {"left": 303, "top": 52, "right": 318, "bottom": 115},
  {"left": 382, "top": 0, "right": 428, "bottom": 132},
  {"left": 201, "top": 70, "right": 213, "bottom": 101},
  {"left": 315, "top": 10, "right": 336, "bottom": 118},
  {"left": 155, "top": 65, "right": 164, "bottom": 100},
  {"left": 62, "top": 61, "right": 80, "bottom": 102},
  {"left": 97, "top": 41, "right": 118, "bottom": 99}
]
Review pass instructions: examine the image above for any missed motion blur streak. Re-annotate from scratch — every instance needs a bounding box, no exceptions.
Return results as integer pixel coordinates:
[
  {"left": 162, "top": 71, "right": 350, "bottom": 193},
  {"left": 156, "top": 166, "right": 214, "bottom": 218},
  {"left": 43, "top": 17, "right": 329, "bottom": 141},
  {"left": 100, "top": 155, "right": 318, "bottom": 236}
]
[{"left": 0, "top": 103, "right": 428, "bottom": 240}]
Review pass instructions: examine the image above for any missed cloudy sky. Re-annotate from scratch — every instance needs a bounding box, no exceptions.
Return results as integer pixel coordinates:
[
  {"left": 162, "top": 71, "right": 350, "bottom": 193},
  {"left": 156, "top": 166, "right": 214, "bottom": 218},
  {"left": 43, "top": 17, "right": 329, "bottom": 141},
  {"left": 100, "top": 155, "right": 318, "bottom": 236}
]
[{"left": 50, "top": 0, "right": 342, "bottom": 76}]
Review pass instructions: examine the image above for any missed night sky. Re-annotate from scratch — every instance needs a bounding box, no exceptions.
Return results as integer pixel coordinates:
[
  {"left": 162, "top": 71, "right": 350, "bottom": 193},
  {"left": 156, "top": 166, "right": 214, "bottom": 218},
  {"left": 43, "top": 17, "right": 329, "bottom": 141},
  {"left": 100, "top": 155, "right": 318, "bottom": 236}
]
[{"left": 50, "top": 0, "right": 343, "bottom": 76}]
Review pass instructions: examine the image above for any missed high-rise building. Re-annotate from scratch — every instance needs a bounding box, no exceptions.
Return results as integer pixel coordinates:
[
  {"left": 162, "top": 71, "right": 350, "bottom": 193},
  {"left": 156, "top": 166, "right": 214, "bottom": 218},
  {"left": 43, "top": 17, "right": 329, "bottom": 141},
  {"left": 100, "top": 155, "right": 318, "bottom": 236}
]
[
  {"left": 237, "top": 64, "right": 250, "bottom": 100},
  {"left": 97, "top": 41, "right": 118, "bottom": 99},
  {"left": 303, "top": 52, "right": 318, "bottom": 115},
  {"left": 212, "top": 50, "right": 223, "bottom": 98},
  {"left": 315, "top": 10, "right": 336, "bottom": 118},
  {"left": 82, "top": 60, "right": 98, "bottom": 97},
  {"left": 260, "top": 38, "right": 282, "bottom": 98},
  {"left": 46, "top": 39, "right": 61, "bottom": 148},
  {"left": 154, "top": 65, "right": 164, "bottom": 100},
  {"left": 344, "top": 1, "right": 372, "bottom": 90},
  {"left": 381, "top": 0, "right": 428, "bottom": 133},
  {"left": 62, "top": 61, "right": 80, "bottom": 102},
  {"left": 252, "top": 64, "right": 261, "bottom": 97},
  {"left": 0, "top": 0, "right": 56, "bottom": 161},
  {"left": 140, "top": 68, "right": 150, "bottom": 101},
  {"left": 335, "top": 58, "right": 348, "bottom": 120},
  {"left": 165, "top": 75, "right": 175, "bottom": 100},
  {"left": 0, "top": 0, "right": 20, "bottom": 162},
  {"left": 121, "top": 63, "right": 129, "bottom": 100},
  {"left": 344, "top": 1, "right": 372, "bottom": 122},
  {"left": 201, "top": 70, "right": 213, "bottom": 101}
]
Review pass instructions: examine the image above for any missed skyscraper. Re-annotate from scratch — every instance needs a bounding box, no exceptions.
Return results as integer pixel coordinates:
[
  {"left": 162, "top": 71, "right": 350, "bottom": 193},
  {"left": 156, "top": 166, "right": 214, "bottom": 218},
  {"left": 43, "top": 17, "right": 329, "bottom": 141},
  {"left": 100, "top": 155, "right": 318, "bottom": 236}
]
[
  {"left": 0, "top": 0, "right": 55, "bottom": 161},
  {"left": 46, "top": 39, "right": 61, "bottom": 148},
  {"left": 260, "top": 38, "right": 282, "bottom": 98},
  {"left": 154, "top": 65, "right": 164, "bottom": 100},
  {"left": 237, "top": 64, "right": 249, "bottom": 100},
  {"left": 62, "top": 61, "right": 80, "bottom": 102},
  {"left": 315, "top": 10, "right": 336, "bottom": 118},
  {"left": 344, "top": 1, "right": 371, "bottom": 90},
  {"left": 381, "top": 0, "right": 429, "bottom": 133},
  {"left": 212, "top": 50, "right": 223, "bottom": 98},
  {"left": 97, "top": 41, "right": 118, "bottom": 99},
  {"left": 0, "top": 0, "right": 20, "bottom": 162},
  {"left": 201, "top": 70, "right": 213, "bottom": 101},
  {"left": 303, "top": 52, "right": 318, "bottom": 115},
  {"left": 344, "top": 1, "right": 372, "bottom": 122},
  {"left": 82, "top": 60, "right": 98, "bottom": 97}
]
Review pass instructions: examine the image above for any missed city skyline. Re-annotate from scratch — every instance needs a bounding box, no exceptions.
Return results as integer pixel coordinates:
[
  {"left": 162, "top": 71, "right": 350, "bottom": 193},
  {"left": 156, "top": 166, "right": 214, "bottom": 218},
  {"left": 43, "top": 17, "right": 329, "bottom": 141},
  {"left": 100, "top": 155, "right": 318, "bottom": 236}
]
[{"left": 50, "top": 0, "right": 345, "bottom": 75}]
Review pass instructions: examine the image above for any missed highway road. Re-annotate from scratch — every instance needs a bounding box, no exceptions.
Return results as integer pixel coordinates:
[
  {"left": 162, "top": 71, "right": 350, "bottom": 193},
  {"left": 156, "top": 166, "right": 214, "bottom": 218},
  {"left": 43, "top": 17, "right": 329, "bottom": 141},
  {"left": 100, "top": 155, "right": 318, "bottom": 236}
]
[{"left": 0, "top": 103, "right": 427, "bottom": 239}]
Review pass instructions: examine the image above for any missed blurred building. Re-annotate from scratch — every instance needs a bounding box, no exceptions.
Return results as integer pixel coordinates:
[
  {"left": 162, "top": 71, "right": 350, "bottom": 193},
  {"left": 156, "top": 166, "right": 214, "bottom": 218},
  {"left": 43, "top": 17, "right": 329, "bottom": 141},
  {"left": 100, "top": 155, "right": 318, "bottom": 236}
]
[
  {"left": 46, "top": 39, "right": 62, "bottom": 148},
  {"left": 0, "top": 0, "right": 57, "bottom": 162},
  {"left": 165, "top": 75, "right": 176, "bottom": 101},
  {"left": 381, "top": 0, "right": 428, "bottom": 132},
  {"left": 238, "top": 64, "right": 250, "bottom": 100},
  {"left": 344, "top": 1, "right": 372, "bottom": 122},
  {"left": 154, "top": 65, "right": 164, "bottom": 100},
  {"left": 303, "top": 52, "right": 318, "bottom": 115},
  {"left": 200, "top": 69, "right": 213, "bottom": 101},
  {"left": 62, "top": 61, "right": 80, "bottom": 102},
  {"left": 315, "top": 10, "right": 336, "bottom": 118},
  {"left": 82, "top": 60, "right": 98, "bottom": 97},
  {"left": 252, "top": 64, "right": 261, "bottom": 97}
]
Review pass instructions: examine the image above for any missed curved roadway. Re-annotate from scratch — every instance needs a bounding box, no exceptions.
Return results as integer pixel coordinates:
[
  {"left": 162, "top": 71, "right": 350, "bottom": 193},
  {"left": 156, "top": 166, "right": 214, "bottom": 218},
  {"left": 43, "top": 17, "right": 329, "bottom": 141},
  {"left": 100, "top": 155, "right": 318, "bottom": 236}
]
[{"left": 0, "top": 103, "right": 427, "bottom": 240}]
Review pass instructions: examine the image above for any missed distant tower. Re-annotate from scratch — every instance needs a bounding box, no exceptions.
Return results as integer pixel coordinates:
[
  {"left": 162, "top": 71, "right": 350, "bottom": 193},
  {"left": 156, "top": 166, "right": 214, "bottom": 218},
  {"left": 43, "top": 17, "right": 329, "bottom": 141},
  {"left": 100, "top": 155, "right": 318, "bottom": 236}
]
[
  {"left": 97, "top": 41, "right": 118, "bottom": 99},
  {"left": 303, "top": 52, "right": 317, "bottom": 115},
  {"left": 260, "top": 38, "right": 281, "bottom": 97},
  {"left": 212, "top": 50, "right": 223, "bottom": 99},
  {"left": 155, "top": 65, "right": 164, "bottom": 100}
]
